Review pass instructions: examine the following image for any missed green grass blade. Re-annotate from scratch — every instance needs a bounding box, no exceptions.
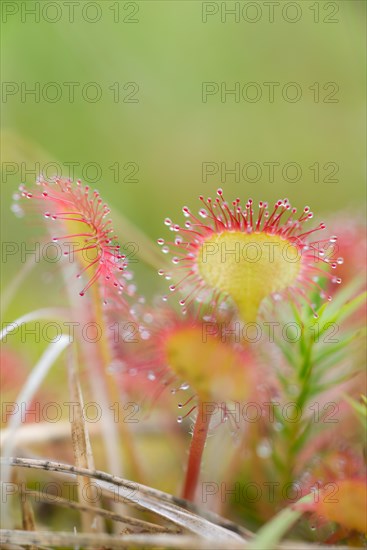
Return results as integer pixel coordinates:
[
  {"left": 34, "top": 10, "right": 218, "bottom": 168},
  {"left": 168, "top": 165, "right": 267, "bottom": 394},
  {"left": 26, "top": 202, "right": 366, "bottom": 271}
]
[{"left": 246, "top": 494, "right": 313, "bottom": 550}]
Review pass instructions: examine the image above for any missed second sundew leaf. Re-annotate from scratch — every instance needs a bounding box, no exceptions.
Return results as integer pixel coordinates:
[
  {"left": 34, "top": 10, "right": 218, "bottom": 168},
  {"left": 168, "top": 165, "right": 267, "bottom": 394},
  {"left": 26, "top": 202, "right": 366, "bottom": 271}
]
[{"left": 19, "top": 177, "right": 129, "bottom": 300}]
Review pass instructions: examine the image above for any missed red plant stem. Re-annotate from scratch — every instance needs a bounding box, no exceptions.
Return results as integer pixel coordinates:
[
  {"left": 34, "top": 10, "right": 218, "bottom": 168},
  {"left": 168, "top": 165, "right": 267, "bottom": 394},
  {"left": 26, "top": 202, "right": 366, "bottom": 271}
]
[{"left": 182, "top": 400, "right": 212, "bottom": 502}]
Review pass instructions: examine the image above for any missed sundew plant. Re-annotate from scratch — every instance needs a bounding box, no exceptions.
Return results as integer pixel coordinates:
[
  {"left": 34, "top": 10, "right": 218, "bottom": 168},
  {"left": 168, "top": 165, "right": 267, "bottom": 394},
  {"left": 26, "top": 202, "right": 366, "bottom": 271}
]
[{"left": 1, "top": 177, "right": 366, "bottom": 549}]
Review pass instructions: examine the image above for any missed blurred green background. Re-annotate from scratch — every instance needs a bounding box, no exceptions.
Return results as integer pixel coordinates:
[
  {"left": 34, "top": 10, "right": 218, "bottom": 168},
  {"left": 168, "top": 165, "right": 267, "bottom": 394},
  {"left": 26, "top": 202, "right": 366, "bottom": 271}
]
[{"left": 1, "top": 0, "right": 366, "bottom": 309}]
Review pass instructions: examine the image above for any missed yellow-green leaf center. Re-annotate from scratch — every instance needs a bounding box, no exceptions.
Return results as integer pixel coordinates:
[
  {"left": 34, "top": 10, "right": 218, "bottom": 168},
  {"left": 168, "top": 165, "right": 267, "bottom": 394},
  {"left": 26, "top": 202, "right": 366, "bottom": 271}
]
[
  {"left": 164, "top": 326, "right": 250, "bottom": 402},
  {"left": 197, "top": 231, "right": 301, "bottom": 322}
]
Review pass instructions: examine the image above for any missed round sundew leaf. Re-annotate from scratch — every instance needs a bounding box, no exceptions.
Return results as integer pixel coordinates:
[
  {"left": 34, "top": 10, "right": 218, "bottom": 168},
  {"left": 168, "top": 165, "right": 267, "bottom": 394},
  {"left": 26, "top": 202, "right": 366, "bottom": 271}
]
[{"left": 163, "top": 192, "right": 340, "bottom": 319}]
